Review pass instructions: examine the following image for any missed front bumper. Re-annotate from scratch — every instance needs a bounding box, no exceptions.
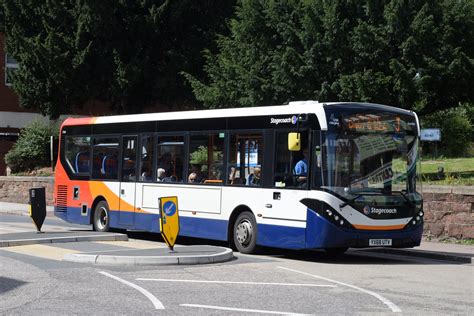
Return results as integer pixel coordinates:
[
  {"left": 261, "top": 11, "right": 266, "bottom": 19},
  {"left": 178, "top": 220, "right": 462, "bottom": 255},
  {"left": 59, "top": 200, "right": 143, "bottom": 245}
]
[{"left": 306, "top": 209, "right": 423, "bottom": 249}]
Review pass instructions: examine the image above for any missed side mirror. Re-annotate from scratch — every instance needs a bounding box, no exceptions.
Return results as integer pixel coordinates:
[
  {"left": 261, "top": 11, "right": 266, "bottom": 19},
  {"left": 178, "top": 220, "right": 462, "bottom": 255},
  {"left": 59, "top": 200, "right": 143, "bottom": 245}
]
[{"left": 288, "top": 132, "right": 301, "bottom": 151}]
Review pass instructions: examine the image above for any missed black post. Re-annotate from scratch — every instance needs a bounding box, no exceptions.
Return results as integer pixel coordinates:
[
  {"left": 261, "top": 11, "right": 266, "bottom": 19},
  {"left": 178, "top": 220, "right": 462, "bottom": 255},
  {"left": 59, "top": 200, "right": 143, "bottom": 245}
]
[{"left": 29, "top": 187, "right": 46, "bottom": 233}]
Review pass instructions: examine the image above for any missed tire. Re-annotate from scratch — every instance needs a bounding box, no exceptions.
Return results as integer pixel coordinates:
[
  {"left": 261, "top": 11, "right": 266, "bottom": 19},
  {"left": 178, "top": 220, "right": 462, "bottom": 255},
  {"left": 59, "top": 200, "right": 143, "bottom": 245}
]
[
  {"left": 324, "top": 247, "right": 348, "bottom": 256},
  {"left": 233, "top": 211, "right": 258, "bottom": 254},
  {"left": 93, "top": 200, "right": 110, "bottom": 232}
]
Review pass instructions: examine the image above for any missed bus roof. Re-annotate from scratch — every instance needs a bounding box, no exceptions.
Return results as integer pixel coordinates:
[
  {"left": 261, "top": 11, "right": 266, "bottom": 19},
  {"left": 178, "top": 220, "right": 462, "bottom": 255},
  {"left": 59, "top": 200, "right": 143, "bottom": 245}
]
[{"left": 62, "top": 101, "right": 417, "bottom": 132}]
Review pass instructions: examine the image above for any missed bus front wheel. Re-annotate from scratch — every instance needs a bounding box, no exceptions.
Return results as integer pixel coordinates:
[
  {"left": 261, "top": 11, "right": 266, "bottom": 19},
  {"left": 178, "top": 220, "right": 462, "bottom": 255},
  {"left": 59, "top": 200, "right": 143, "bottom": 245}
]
[
  {"left": 233, "top": 212, "right": 258, "bottom": 254},
  {"left": 93, "top": 201, "right": 110, "bottom": 232}
]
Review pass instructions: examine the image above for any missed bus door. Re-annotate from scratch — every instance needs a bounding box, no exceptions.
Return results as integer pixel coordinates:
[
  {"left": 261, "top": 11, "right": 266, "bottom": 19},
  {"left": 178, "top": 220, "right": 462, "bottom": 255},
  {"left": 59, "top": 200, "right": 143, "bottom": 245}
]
[
  {"left": 262, "top": 130, "right": 309, "bottom": 222},
  {"left": 119, "top": 135, "right": 138, "bottom": 226}
]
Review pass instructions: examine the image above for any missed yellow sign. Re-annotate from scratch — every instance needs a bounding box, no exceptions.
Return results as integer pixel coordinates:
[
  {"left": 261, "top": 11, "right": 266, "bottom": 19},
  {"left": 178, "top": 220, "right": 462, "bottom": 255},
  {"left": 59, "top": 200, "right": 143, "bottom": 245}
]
[{"left": 159, "top": 196, "right": 180, "bottom": 250}]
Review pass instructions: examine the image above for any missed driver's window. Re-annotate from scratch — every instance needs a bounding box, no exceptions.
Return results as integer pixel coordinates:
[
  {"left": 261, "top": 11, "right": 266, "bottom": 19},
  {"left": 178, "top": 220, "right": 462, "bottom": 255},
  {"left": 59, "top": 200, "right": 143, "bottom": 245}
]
[{"left": 273, "top": 131, "right": 309, "bottom": 189}]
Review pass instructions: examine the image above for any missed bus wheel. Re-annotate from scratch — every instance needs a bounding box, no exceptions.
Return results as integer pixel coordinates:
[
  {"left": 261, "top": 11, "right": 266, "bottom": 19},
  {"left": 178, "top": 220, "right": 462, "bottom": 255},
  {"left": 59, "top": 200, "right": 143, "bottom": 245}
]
[
  {"left": 93, "top": 201, "right": 110, "bottom": 232},
  {"left": 233, "top": 212, "right": 257, "bottom": 254},
  {"left": 324, "top": 247, "right": 348, "bottom": 256}
]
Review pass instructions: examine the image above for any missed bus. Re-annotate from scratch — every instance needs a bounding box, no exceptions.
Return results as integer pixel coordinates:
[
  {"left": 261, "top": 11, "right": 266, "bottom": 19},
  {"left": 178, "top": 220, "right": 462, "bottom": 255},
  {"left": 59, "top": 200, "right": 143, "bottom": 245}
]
[{"left": 54, "top": 101, "right": 423, "bottom": 254}]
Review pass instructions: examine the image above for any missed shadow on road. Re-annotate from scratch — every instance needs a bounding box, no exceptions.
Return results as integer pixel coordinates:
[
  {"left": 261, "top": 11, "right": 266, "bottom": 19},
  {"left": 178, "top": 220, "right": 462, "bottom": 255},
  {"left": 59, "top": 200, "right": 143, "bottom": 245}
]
[
  {"left": 125, "top": 230, "right": 458, "bottom": 266},
  {"left": 0, "top": 277, "right": 27, "bottom": 294}
]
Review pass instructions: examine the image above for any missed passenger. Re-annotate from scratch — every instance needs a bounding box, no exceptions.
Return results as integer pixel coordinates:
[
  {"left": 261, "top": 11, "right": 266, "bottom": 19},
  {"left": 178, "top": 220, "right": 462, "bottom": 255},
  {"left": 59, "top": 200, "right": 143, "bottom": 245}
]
[
  {"left": 157, "top": 152, "right": 172, "bottom": 175},
  {"left": 141, "top": 166, "right": 152, "bottom": 181},
  {"left": 246, "top": 167, "right": 262, "bottom": 186},
  {"left": 294, "top": 147, "right": 309, "bottom": 184},
  {"left": 188, "top": 164, "right": 205, "bottom": 183},
  {"left": 157, "top": 168, "right": 166, "bottom": 182}
]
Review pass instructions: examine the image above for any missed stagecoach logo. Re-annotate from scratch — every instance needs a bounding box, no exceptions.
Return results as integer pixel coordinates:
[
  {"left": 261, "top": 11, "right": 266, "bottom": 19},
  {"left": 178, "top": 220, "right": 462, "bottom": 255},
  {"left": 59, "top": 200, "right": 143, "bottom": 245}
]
[
  {"left": 363, "top": 206, "right": 371, "bottom": 215},
  {"left": 328, "top": 114, "right": 340, "bottom": 127},
  {"left": 270, "top": 115, "right": 298, "bottom": 125},
  {"left": 363, "top": 206, "right": 397, "bottom": 215}
]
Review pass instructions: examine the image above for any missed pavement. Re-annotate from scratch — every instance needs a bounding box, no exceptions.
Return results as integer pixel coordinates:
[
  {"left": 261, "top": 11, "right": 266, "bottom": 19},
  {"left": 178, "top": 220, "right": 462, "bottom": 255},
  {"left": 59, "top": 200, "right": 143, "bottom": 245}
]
[{"left": 1, "top": 202, "right": 472, "bottom": 264}]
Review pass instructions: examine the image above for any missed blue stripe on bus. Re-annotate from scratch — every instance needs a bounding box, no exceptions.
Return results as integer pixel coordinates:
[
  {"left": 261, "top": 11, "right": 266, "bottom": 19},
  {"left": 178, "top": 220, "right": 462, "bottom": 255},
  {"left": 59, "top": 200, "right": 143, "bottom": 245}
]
[
  {"left": 56, "top": 206, "right": 422, "bottom": 250},
  {"left": 55, "top": 206, "right": 90, "bottom": 225},
  {"left": 55, "top": 206, "right": 228, "bottom": 241},
  {"left": 179, "top": 216, "right": 228, "bottom": 241},
  {"left": 257, "top": 224, "right": 306, "bottom": 249},
  {"left": 305, "top": 208, "right": 423, "bottom": 248}
]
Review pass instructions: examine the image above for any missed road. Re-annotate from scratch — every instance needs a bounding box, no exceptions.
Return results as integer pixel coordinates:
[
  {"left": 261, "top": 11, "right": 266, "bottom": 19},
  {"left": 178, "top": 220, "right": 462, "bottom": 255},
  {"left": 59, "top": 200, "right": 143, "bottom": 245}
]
[{"left": 1, "top": 214, "right": 473, "bottom": 315}]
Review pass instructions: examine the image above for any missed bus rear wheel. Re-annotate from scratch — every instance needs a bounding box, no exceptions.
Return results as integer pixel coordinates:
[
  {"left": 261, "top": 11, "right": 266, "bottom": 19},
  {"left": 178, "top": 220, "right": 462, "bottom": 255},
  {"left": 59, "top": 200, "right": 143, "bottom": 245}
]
[
  {"left": 93, "top": 201, "right": 110, "bottom": 232},
  {"left": 233, "top": 212, "right": 258, "bottom": 254}
]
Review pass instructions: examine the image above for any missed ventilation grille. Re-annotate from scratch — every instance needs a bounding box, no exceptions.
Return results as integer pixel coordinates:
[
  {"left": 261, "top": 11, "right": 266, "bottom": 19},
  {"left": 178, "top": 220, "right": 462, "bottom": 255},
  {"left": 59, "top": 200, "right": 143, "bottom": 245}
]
[{"left": 56, "top": 185, "right": 68, "bottom": 212}]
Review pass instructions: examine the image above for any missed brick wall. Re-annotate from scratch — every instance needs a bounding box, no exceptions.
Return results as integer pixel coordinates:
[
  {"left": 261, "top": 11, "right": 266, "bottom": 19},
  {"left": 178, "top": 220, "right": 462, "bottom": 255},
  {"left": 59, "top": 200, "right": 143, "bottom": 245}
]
[
  {"left": 422, "top": 186, "right": 474, "bottom": 239},
  {"left": 0, "top": 176, "right": 472, "bottom": 239},
  {"left": 0, "top": 176, "right": 54, "bottom": 205}
]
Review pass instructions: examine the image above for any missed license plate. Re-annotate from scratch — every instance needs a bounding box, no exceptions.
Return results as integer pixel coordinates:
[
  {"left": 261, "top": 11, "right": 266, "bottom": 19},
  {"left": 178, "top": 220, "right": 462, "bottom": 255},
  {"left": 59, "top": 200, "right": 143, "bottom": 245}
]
[{"left": 369, "top": 239, "right": 392, "bottom": 246}]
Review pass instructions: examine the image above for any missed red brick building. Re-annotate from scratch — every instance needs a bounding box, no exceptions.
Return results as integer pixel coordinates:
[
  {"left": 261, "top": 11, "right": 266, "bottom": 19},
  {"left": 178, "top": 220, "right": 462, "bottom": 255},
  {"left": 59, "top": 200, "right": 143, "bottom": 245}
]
[{"left": 0, "top": 33, "right": 33, "bottom": 175}]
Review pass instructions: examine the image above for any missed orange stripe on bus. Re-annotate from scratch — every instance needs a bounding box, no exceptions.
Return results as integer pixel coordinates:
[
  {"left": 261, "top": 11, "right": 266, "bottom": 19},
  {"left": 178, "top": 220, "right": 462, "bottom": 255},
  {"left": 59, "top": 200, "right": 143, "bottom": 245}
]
[
  {"left": 88, "top": 182, "right": 134, "bottom": 212},
  {"left": 353, "top": 224, "right": 405, "bottom": 231}
]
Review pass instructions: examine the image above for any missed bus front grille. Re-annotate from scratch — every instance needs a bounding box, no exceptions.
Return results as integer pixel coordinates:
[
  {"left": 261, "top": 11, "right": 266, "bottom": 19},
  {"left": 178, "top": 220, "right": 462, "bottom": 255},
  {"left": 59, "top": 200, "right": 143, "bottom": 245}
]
[{"left": 56, "top": 185, "right": 68, "bottom": 212}]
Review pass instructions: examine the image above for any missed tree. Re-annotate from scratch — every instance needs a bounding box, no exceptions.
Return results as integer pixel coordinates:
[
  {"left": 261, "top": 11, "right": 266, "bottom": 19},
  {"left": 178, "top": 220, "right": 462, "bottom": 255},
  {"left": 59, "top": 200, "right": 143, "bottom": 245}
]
[
  {"left": 1, "top": 0, "right": 236, "bottom": 118},
  {"left": 186, "top": 0, "right": 474, "bottom": 115},
  {"left": 5, "top": 120, "right": 60, "bottom": 173}
]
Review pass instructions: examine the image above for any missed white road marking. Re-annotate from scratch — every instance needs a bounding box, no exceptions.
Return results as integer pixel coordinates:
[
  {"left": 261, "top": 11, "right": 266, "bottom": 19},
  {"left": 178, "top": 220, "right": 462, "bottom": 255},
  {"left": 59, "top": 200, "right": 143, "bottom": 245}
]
[
  {"left": 136, "top": 278, "right": 336, "bottom": 288},
  {"left": 0, "top": 226, "right": 30, "bottom": 233},
  {"left": 181, "top": 303, "right": 312, "bottom": 315},
  {"left": 278, "top": 266, "right": 401, "bottom": 313},
  {"left": 98, "top": 271, "right": 164, "bottom": 310}
]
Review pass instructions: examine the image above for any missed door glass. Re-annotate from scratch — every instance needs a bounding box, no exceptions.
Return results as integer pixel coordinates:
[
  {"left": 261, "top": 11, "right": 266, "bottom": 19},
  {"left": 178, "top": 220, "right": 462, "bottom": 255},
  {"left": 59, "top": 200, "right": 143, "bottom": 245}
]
[
  {"left": 122, "top": 136, "right": 137, "bottom": 182},
  {"left": 139, "top": 135, "right": 154, "bottom": 182},
  {"left": 273, "top": 131, "right": 309, "bottom": 188}
]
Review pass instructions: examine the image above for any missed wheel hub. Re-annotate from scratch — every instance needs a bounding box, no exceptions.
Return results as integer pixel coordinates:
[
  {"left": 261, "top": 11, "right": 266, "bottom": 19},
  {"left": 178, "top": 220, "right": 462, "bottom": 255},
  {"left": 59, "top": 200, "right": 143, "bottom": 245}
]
[
  {"left": 236, "top": 219, "right": 253, "bottom": 246},
  {"left": 98, "top": 207, "right": 108, "bottom": 230}
]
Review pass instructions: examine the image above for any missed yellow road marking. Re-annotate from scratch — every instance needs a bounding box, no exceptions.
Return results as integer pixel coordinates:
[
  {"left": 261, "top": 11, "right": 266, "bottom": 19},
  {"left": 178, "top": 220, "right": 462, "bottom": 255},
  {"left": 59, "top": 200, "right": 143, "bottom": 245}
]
[{"left": 3, "top": 244, "right": 81, "bottom": 261}]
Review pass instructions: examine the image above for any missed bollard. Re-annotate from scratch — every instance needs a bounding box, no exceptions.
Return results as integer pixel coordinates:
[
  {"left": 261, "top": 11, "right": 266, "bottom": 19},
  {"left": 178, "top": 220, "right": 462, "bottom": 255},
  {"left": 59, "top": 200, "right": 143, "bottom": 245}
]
[{"left": 29, "top": 187, "right": 46, "bottom": 233}]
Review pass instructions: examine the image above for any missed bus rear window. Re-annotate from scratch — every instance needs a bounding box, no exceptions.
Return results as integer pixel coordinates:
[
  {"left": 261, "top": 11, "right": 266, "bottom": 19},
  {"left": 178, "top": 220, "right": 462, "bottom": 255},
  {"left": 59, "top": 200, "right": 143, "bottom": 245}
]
[{"left": 64, "top": 136, "right": 91, "bottom": 176}]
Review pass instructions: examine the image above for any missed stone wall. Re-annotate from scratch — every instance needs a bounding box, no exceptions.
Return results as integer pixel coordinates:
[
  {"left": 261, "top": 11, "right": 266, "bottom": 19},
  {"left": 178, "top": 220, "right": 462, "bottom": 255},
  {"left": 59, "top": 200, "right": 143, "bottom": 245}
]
[
  {"left": 422, "top": 186, "right": 474, "bottom": 239},
  {"left": 0, "top": 176, "right": 472, "bottom": 239},
  {"left": 0, "top": 176, "right": 54, "bottom": 205}
]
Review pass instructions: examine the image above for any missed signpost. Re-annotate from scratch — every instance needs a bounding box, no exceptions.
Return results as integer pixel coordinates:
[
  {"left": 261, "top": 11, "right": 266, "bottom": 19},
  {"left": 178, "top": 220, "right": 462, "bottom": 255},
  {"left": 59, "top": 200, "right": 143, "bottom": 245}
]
[
  {"left": 420, "top": 128, "right": 441, "bottom": 157},
  {"left": 158, "top": 196, "right": 179, "bottom": 251},
  {"left": 420, "top": 128, "right": 441, "bottom": 142},
  {"left": 29, "top": 187, "right": 46, "bottom": 233}
]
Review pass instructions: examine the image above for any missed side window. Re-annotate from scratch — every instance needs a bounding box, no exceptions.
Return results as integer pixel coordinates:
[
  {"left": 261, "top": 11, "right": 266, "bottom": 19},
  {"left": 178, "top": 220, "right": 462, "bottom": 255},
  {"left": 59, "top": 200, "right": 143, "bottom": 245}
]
[
  {"left": 139, "top": 135, "right": 154, "bottom": 182},
  {"left": 121, "top": 136, "right": 137, "bottom": 182},
  {"left": 92, "top": 136, "right": 119, "bottom": 180},
  {"left": 64, "top": 136, "right": 91, "bottom": 176},
  {"left": 227, "top": 133, "right": 263, "bottom": 186},
  {"left": 274, "top": 131, "right": 309, "bottom": 189},
  {"left": 189, "top": 133, "right": 225, "bottom": 184},
  {"left": 157, "top": 135, "right": 185, "bottom": 183}
]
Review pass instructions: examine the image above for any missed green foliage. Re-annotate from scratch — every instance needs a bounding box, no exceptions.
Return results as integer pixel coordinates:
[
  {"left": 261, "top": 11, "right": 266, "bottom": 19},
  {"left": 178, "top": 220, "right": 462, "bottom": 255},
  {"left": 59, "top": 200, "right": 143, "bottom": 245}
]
[
  {"left": 420, "top": 103, "right": 474, "bottom": 157},
  {"left": 190, "top": 145, "right": 223, "bottom": 167},
  {"left": 5, "top": 120, "right": 60, "bottom": 173},
  {"left": 1, "top": 0, "right": 236, "bottom": 118},
  {"left": 186, "top": 0, "right": 474, "bottom": 115}
]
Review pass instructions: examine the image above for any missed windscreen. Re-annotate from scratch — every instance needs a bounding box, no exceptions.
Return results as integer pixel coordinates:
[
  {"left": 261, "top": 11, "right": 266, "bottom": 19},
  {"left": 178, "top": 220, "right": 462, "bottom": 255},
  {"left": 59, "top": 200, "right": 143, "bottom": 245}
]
[{"left": 322, "top": 105, "right": 422, "bottom": 207}]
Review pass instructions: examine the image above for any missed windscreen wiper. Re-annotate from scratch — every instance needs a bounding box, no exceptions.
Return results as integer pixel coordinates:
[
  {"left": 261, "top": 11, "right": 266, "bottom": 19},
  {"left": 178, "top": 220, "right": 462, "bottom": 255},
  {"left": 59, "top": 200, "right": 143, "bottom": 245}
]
[
  {"left": 392, "top": 190, "right": 415, "bottom": 207},
  {"left": 339, "top": 188, "right": 383, "bottom": 208}
]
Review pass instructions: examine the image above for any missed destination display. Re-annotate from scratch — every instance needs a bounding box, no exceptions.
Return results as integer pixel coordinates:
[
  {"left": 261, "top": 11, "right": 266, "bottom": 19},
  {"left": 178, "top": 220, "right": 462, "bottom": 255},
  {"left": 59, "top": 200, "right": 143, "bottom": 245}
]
[{"left": 327, "top": 109, "right": 417, "bottom": 135}]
